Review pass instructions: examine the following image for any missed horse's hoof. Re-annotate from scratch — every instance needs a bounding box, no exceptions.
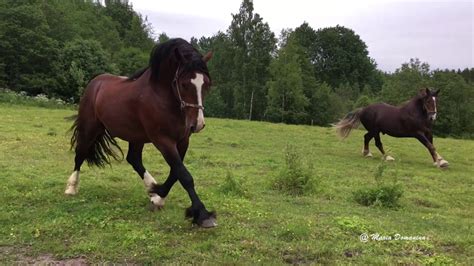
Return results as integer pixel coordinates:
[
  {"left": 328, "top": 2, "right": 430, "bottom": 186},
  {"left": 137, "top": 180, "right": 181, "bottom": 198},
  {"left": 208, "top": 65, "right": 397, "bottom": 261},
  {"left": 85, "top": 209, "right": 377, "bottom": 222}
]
[
  {"left": 200, "top": 216, "right": 218, "bottom": 228},
  {"left": 438, "top": 159, "right": 449, "bottom": 168},
  {"left": 148, "top": 202, "right": 163, "bottom": 211},
  {"left": 64, "top": 186, "right": 77, "bottom": 195},
  {"left": 149, "top": 194, "right": 165, "bottom": 210},
  {"left": 384, "top": 155, "right": 395, "bottom": 161},
  {"left": 362, "top": 149, "right": 372, "bottom": 157}
]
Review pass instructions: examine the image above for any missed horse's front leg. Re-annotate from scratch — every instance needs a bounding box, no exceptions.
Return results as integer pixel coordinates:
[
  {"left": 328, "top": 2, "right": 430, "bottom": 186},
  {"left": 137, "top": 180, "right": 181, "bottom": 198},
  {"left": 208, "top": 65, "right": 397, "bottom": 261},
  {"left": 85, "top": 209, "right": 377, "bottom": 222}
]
[
  {"left": 423, "top": 131, "right": 447, "bottom": 167},
  {"left": 126, "top": 142, "right": 165, "bottom": 209},
  {"left": 415, "top": 133, "right": 449, "bottom": 168},
  {"left": 425, "top": 131, "right": 434, "bottom": 144},
  {"left": 151, "top": 137, "right": 217, "bottom": 227},
  {"left": 151, "top": 139, "right": 189, "bottom": 206}
]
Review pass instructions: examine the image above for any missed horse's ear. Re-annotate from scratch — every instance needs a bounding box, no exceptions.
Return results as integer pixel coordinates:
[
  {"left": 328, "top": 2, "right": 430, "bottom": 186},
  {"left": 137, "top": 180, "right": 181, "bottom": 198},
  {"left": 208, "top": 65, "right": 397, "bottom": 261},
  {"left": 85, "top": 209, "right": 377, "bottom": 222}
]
[
  {"left": 425, "top": 87, "right": 431, "bottom": 95},
  {"left": 434, "top": 89, "right": 440, "bottom": 96},
  {"left": 419, "top": 88, "right": 429, "bottom": 97},
  {"left": 202, "top": 51, "right": 213, "bottom": 63}
]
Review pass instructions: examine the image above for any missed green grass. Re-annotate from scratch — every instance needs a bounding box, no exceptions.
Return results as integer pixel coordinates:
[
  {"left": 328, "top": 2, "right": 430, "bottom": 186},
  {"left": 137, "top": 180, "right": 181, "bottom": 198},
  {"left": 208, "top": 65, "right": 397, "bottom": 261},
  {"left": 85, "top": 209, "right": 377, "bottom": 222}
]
[{"left": 0, "top": 103, "right": 473, "bottom": 264}]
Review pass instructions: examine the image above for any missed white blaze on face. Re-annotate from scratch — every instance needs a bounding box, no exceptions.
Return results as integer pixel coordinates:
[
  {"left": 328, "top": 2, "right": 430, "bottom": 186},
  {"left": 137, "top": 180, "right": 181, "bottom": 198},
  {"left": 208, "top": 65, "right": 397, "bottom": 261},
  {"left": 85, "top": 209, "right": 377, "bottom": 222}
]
[
  {"left": 432, "top": 97, "right": 437, "bottom": 120},
  {"left": 190, "top": 73, "right": 205, "bottom": 132}
]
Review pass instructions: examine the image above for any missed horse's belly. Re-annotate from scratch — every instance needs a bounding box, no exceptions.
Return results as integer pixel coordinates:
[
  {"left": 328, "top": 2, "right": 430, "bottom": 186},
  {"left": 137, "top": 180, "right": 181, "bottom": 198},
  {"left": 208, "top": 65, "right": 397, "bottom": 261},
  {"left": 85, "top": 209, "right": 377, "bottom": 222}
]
[
  {"left": 102, "top": 117, "right": 149, "bottom": 143},
  {"left": 96, "top": 104, "right": 149, "bottom": 142},
  {"left": 94, "top": 84, "right": 150, "bottom": 142},
  {"left": 384, "top": 130, "right": 410, "bottom": 138}
]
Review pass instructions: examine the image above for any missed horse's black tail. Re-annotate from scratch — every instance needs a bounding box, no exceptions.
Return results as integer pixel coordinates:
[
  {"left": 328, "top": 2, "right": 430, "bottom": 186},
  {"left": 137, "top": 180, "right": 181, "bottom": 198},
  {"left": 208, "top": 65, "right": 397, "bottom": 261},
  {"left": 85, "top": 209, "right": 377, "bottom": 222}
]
[
  {"left": 333, "top": 108, "right": 363, "bottom": 139},
  {"left": 69, "top": 116, "right": 123, "bottom": 168}
]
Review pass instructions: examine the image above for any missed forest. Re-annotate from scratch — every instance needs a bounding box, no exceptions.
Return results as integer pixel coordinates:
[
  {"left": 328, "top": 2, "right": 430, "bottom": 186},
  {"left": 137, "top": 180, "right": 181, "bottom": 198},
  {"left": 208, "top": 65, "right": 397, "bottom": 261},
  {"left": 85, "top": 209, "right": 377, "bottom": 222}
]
[{"left": 1, "top": 0, "right": 473, "bottom": 138}]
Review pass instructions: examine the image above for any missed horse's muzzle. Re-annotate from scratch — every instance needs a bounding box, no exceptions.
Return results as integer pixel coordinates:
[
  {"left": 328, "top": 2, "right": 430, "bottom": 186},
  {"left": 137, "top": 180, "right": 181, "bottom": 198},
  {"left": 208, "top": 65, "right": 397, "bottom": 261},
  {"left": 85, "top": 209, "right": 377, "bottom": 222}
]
[
  {"left": 428, "top": 112, "right": 437, "bottom": 121},
  {"left": 191, "top": 109, "right": 205, "bottom": 133},
  {"left": 191, "top": 123, "right": 205, "bottom": 133}
]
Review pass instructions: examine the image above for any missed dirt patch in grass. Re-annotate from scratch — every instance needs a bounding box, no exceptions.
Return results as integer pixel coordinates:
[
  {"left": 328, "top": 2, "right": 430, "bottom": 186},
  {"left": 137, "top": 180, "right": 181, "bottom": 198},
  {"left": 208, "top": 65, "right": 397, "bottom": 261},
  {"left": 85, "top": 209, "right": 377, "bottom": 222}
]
[{"left": 1, "top": 246, "right": 88, "bottom": 265}]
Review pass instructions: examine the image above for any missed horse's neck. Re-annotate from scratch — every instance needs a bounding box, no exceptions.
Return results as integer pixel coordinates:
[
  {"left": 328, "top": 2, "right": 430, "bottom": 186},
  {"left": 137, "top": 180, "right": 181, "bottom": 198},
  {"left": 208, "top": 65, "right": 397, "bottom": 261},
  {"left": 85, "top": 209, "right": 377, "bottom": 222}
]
[{"left": 401, "top": 98, "right": 428, "bottom": 122}]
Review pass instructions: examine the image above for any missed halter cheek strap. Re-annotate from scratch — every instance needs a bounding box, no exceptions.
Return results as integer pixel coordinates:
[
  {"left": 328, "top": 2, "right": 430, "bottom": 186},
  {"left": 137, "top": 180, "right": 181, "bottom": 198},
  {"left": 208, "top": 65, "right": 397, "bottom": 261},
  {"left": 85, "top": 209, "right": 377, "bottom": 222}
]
[
  {"left": 423, "top": 99, "right": 437, "bottom": 119},
  {"left": 173, "top": 66, "right": 204, "bottom": 111}
]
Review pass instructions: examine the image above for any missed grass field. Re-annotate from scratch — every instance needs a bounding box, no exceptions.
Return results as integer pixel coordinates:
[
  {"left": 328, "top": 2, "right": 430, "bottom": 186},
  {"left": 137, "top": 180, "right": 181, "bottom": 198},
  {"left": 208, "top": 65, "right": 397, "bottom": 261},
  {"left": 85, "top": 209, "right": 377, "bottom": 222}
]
[{"left": 1, "top": 103, "right": 473, "bottom": 264}]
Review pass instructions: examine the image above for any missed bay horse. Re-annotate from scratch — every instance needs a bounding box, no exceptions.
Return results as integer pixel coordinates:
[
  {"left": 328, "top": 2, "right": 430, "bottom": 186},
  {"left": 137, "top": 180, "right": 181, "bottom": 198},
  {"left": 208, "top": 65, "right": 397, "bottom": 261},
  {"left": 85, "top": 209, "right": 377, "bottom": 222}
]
[
  {"left": 334, "top": 88, "right": 449, "bottom": 168},
  {"left": 64, "top": 38, "right": 217, "bottom": 227}
]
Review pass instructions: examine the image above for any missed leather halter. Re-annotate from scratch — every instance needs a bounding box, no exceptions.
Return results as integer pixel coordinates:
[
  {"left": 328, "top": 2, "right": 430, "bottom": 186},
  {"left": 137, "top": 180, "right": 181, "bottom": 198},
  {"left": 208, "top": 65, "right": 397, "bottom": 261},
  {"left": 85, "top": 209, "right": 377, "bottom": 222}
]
[
  {"left": 172, "top": 66, "right": 204, "bottom": 110},
  {"left": 423, "top": 99, "right": 437, "bottom": 117}
]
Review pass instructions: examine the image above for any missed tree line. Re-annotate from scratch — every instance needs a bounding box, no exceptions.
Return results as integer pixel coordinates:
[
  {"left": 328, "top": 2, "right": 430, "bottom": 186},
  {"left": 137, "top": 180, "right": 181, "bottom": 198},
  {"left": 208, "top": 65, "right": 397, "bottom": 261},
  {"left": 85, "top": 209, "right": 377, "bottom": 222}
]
[
  {"left": 0, "top": 0, "right": 153, "bottom": 103},
  {"left": 1, "top": 0, "right": 473, "bottom": 138}
]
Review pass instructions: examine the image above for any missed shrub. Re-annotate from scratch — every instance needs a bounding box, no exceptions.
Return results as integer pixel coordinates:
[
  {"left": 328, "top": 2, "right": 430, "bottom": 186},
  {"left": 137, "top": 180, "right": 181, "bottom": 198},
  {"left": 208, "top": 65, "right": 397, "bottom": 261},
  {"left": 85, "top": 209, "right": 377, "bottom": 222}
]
[
  {"left": 353, "top": 162, "right": 403, "bottom": 208},
  {"left": 219, "top": 171, "right": 246, "bottom": 197},
  {"left": 353, "top": 184, "right": 403, "bottom": 208},
  {"left": 273, "top": 144, "right": 316, "bottom": 195},
  {"left": 0, "top": 89, "right": 70, "bottom": 109},
  {"left": 335, "top": 216, "right": 369, "bottom": 235}
]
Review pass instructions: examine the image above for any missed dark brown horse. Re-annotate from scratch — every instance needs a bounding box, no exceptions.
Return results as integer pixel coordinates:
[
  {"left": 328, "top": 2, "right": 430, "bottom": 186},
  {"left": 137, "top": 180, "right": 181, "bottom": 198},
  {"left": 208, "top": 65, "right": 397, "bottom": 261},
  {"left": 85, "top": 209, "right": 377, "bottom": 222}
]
[
  {"left": 334, "top": 88, "right": 449, "bottom": 168},
  {"left": 65, "top": 38, "right": 217, "bottom": 227}
]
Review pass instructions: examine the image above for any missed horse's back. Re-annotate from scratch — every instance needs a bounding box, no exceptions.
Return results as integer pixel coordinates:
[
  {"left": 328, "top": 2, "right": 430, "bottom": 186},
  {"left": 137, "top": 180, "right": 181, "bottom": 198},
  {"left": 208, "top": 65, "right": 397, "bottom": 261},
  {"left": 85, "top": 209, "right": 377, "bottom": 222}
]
[
  {"left": 91, "top": 74, "right": 140, "bottom": 105},
  {"left": 80, "top": 74, "right": 127, "bottom": 101},
  {"left": 360, "top": 103, "right": 403, "bottom": 134}
]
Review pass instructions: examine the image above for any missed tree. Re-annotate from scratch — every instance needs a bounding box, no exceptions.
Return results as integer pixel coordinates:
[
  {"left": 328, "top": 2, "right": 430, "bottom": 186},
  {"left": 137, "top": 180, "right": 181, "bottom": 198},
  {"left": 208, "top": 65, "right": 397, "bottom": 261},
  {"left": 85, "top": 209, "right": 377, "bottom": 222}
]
[
  {"left": 56, "top": 39, "right": 117, "bottom": 102},
  {"left": 203, "top": 87, "right": 227, "bottom": 118},
  {"left": 309, "top": 82, "right": 344, "bottom": 126},
  {"left": 0, "top": 0, "right": 155, "bottom": 99},
  {"left": 114, "top": 47, "right": 148, "bottom": 76},
  {"left": 104, "top": 0, "right": 154, "bottom": 51},
  {"left": 0, "top": 4, "right": 60, "bottom": 95},
  {"left": 381, "top": 58, "right": 431, "bottom": 104},
  {"left": 158, "top": 33, "right": 170, "bottom": 44},
  {"left": 312, "top": 25, "right": 380, "bottom": 90},
  {"left": 458, "top": 68, "right": 474, "bottom": 83},
  {"left": 429, "top": 71, "right": 474, "bottom": 137},
  {"left": 228, "top": 0, "right": 276, "bottom": 120},
  {"left": 291, "top": 22, "right": 317, "bottom": 63},
  {"left": 266, "top": 40, "right": 308, "bottom": 123},
  {"left": 196, "top": 32, "right": 237, "bottom": 117}
]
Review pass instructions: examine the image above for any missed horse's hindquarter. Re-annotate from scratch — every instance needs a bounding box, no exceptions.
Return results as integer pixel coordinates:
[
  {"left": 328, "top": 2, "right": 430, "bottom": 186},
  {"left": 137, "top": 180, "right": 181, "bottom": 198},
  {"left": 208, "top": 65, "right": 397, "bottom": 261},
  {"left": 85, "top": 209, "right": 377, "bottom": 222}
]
[{"left": 94, "top": 75, "right": 148, "bottom": 142}]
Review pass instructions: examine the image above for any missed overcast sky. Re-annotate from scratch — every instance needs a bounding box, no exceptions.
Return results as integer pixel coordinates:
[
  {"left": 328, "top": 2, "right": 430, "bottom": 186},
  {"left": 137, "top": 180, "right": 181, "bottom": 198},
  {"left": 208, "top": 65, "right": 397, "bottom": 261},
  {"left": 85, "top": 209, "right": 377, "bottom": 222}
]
[{"left": 130, "top": 0, "right": 473, "bottom": 72}]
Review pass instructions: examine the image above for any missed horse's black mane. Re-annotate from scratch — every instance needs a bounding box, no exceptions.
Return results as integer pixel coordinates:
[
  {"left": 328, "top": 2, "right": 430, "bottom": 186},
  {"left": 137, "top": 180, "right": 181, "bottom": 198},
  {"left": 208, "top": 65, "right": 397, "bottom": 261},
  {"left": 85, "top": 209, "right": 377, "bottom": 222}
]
[
  {"left": 128, "top": 38, "right": 209, "bottom": 82},
  {"left": 128, "top": 67, "right": 148, "bottom": 81}
]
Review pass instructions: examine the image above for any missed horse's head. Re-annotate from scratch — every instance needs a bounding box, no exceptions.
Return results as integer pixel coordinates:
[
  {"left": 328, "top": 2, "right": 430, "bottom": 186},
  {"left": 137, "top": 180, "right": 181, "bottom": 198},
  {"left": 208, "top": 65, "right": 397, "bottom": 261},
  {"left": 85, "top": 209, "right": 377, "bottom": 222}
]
[
  {"left": 173, "top": 51, "right": 213, "bottom": 133},
  {"left": 148, "top": 38, "right": 213, "bottom": 133},
  {"left": 419, "top": 88, "right": 440, "bottom": 121}
]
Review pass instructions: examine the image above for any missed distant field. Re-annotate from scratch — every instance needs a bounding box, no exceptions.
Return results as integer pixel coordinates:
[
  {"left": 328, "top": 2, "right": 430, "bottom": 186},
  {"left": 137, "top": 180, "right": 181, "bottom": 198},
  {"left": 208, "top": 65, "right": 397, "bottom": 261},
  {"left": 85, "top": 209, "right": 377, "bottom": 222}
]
[{"left": 0, "top": 103, "right": 473, "bottom": 264}]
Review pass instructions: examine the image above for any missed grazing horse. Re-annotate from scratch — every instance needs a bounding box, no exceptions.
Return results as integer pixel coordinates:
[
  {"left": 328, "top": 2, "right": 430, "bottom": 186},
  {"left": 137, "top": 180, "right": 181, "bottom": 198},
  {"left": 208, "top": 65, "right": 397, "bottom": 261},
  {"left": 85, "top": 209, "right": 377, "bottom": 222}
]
[
  {"left": 334, "top": 88, "right": 449, "bottom": 168},
  {"left": 64, "top": 38, "right": 217, "bottom": 227}
]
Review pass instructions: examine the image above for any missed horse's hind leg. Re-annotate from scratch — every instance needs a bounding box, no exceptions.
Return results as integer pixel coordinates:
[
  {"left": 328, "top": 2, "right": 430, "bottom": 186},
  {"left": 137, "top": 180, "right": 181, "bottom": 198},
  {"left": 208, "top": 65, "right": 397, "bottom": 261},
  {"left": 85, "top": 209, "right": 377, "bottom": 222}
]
[
  {"left": 126, "top": 142, "right": 165, "bottom": 208},
  {"left": 65, "top": 150, "right": 86, "bottom": 195},
  {"left": 374, "top": 133, "right": 394, "bottom": 161},
  {"left": 362, "top": 132, "right": 373, "bottom": 157},
  {"left": 65, "top": 119, "right": 103, "bottom": 195}
]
